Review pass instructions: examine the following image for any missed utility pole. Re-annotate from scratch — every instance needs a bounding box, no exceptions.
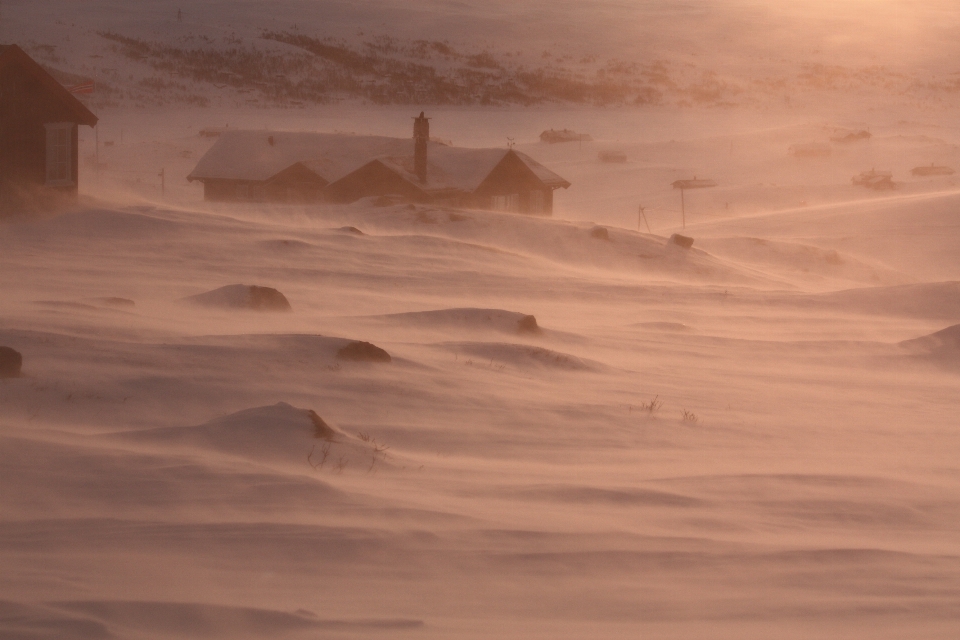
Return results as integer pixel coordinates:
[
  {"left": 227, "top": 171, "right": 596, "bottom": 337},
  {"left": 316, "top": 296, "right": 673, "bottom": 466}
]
[
  {"left": 159, "top": 168, "right": 165, "bottom": 197},
  {"left": 638, "top": 205, "right": 651, "bottom": 234},
  {"left": 680, "top": 188, "right": 685, "bottom": 229}
]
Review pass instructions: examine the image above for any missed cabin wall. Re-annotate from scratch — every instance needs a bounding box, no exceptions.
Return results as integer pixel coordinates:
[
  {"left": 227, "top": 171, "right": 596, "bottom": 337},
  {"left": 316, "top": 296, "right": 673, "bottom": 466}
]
[
  {"left": 473, "top": 153, "right": 555, "bottom": 215},
  {"left": 325, "top": 162, "right": 429, "bottom": 203},
  {"left": 0, "top": 62, "right": 84, "bottom": 205},
  {"left": 203, "top": 176, "right": 327, "bottom": 203}
]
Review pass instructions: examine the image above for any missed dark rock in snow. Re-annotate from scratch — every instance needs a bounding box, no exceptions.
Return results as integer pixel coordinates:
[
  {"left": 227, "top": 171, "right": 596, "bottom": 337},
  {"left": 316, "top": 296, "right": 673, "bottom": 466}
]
[
  {"left": 669, "top": 234, "right": 694, "bottom": 249},
  {"left": 307, "top": 410, "right": 337, "bottom": 440},
  {"left": 517, "top": 315, "right": 541, "bottom": 334},
  {"left": 0, "top": 346, "right": 23, "bottom": 378},
  {"left": 186, "top": 284, "right": 292, "bottom": 311},
  {"left": 336, "top": 341, "right": 392, "bottom": 363},
  {"left": 589, "top": 226, "right": 610, "bottom": 240}
]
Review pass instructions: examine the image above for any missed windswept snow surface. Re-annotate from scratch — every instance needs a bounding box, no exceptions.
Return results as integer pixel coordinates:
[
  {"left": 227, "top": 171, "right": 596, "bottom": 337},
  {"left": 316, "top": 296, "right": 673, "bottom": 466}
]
[
  {"left": 2, "top": 189, "right": 960, "bottom": 639},
  {"left": 3, "top": 1, "right": 960, "bottom": 638}
]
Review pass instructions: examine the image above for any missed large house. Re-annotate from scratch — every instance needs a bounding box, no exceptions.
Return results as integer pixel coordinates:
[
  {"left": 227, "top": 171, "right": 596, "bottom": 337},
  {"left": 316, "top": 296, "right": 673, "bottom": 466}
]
[
  {"left": 0, "top": 45, "right": 98, "bottom": 212},
  {"left": 187, "top": 114, "right": 570, "bottom": 215}
]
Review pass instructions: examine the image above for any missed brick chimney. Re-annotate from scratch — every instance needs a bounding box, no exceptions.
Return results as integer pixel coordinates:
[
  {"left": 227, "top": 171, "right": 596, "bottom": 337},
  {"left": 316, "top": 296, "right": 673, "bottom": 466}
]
[{"left": 413, "top": 111, "right": 429, "bottom": 184}]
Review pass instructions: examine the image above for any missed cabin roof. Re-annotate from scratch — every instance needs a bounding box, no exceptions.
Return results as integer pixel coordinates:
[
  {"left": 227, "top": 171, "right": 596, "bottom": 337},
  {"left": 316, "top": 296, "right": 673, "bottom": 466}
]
[
  {"left": 187, "top": 130, "right": 415, "bottom": 183},
  {"left": 363, "top": 147, "right": 571, "bottom": 193},
  {"left": 0, "top": 44, "right": 98, "bottom": 127},
  {"left": 188, "top": 130, "right": 571, "bottom": 192}
]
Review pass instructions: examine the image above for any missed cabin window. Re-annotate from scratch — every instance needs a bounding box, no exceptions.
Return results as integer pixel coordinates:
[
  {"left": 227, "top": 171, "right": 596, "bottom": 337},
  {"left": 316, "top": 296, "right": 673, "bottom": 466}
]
[
  {"left": 491, "top": 193, "right": 520, "bottom": 212},
  {"left": 529, "top": 190, "right": 544, "bottom": 213},
  {"left": 44, "top": 123, "right": 73, "bottom": 186}
]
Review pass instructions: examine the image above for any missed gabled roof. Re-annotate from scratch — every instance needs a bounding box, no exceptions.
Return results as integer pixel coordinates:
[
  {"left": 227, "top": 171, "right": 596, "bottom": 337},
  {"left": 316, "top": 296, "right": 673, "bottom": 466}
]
[
  {"left": 371, "top": 147, "right": 571, "bottom": 193},
  {"left": 0, "top": 44, "right": 98, "bottom": 127},
  {"left": 187, "top": 130, "right": 415, "bottom": 183},
  {"left": 188, "top": 129, "right": 572, "bottom": 194}
]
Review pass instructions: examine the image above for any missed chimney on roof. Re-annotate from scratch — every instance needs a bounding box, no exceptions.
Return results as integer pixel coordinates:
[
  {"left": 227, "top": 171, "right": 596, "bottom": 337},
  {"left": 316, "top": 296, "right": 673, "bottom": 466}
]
[{"left": 413, "top": 111, "right": 429, "bottom": 184}]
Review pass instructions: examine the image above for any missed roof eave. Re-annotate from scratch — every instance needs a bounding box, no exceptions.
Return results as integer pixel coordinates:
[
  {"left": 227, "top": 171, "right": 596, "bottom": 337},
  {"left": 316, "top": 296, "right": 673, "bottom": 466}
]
[{"left": 0, "top": 45, "right": 98, "bottom": 127}]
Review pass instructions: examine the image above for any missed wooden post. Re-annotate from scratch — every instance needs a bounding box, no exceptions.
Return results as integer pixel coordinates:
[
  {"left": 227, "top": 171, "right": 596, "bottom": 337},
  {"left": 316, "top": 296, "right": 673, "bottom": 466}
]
[
  {"left": 159, "top": 168, "right": 165, "bottom": 197},
  {"left": 638, "top": 205, "right": 651, "bottom": 234},
  {"left": 680, "top": 188, "right": 685, "bottom": 229}
]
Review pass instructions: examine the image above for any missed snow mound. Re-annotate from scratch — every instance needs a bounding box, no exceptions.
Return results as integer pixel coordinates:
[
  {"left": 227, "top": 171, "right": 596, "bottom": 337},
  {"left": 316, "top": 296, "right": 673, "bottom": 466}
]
[
  {"left": 47, "top": 600, "right": 422, "bottom": 637},
  {"left": 376, "top": 308, "right": 542, "bottom": 335},
  {"left": 814, "top": 282, "right": 960, "bottom": 319},
  {"left": 697, "top": 237, "right": 906, "bottom": 287},
  {"left": 110, "top": 403, "right": 393, "bottom": 471},
  {"left": 336, "top": 340, "right": 392, "bottom": 362},
  {"left": 36, "top": 208, "right": 181, "bottom": 239},
  {"left": 901, "top": 324, "right": 960, "bottom": 360},
  {"left": 112, "top": 403, "right": 337, "bottom": 460},
  {"left": 184, "top": 284, "right": 292, "bottom": 311},
  {"left": 256, "top": 238, "right": 314, "bottom": 251},
  {"left": 448, "top": 342, "right": 593, "bottom": 371}
]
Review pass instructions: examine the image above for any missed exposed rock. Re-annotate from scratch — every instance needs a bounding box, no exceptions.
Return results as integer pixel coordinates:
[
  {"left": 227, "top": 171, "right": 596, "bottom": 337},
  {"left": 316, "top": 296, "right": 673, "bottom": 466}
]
[
  {"left": 307, "top": 410, "right": 338, "bottom": 440},
  {"left": 336, "top": 341, "right": 392, "bottom": 362},
  {"left": 337, "top": 226, "right": 363, "bottom": 235},
  {"left": 0, "top": 346, "right": 23, "bottom": 378},
  {"left": 186, "top": 284, "right": 292, "bottom": 311},
  {"left": 517, "top": 315, "right": 541, "bottom": 334},
  {"left": 589, "top": 226, "right": 610, "bottom": 240},
  {"left": 668, "top": 234, "right": 694, "bottom": 249}
]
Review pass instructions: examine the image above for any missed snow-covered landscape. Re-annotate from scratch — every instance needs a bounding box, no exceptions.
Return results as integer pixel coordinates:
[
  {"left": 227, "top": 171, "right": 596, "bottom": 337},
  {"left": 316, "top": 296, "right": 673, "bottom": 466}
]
[{"left": 2, "top": 1, "right": 960, "bottom": 638}]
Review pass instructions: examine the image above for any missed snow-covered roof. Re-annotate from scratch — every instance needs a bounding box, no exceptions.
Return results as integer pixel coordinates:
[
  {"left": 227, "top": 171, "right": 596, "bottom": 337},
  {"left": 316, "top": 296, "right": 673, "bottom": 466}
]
[
  {"left": 187, "top": 130, "right": 415, "bottom": 183},
  {"left": 188, "top": 130, "right": 571, "bottom": 192},
  {"left": 371, "top": 146, "right": 571, "bottom": 192},
  {"left": 0, "top": 44, "right": 98, "bottom": 127}
]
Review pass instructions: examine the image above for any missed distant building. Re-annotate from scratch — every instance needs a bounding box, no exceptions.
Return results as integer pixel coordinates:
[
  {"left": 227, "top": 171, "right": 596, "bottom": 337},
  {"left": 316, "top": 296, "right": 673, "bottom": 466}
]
[
  {"left": 911, "top": 164, "right": 954, "bottom": 177},
  {"left": 0, "top": 45, "right": 99, "bottom": 211},
  {"left": 852, "top": 169, "right": 894, "bottom": 190},
  {"left": 186, "top": 131, "right": 412, "bottom": 203},
  {"left": 540, "top": 129, "right": 592, "bottom": 144},
  {"left": 188, "top": 114, "right": 571, "bottom": 215}
]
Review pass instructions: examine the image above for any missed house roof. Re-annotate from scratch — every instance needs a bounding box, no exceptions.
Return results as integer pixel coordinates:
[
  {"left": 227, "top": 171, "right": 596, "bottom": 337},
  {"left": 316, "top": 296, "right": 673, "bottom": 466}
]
[
  {"left": 365, "top": 146, "right": 571, "bottom": 193},
  {"left": 188, "top": 129, "right": 571, "bottom": 193},
  {"left": 0, "top": 44, "right": 98, "bottom": 127},
  {"left": 187, "top": 130, "right": 416, "bottom": 183}
]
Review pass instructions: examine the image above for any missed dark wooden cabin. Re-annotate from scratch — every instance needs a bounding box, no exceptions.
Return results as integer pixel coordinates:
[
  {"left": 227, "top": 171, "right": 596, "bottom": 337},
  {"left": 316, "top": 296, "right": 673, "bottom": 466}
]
[
  {"left": 0, "top": 45, "right": 98, "bottom": 212},
  {"left": 326, "top": 113, "right": 569, "bottom": 214},
  {"left": 187, "top": 131, "right": 413, "bottom": 203},
  {"left": 187, "top": 115, "right": 570, "bottom": 214}
]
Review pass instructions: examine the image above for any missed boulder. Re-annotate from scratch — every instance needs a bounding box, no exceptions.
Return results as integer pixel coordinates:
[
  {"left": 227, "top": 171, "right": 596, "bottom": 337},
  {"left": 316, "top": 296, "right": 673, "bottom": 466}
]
[
  {"left": 0, "top": 346, "right": 22, "bottom": 378},
  {"left": 589, "top": 226, "right": 610, "bottom": 240},
  {"left": 336, "top": 341, "right": 392, "bottom": 363},
  {"left": 517, "top": 315, "right": 541, "bottom": 334},
  {"left": 668, "top": 234, "right": 694, "bottom": 249},
  {"left": 307, "top": 410, "right": 338, "bottom": 440}
]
